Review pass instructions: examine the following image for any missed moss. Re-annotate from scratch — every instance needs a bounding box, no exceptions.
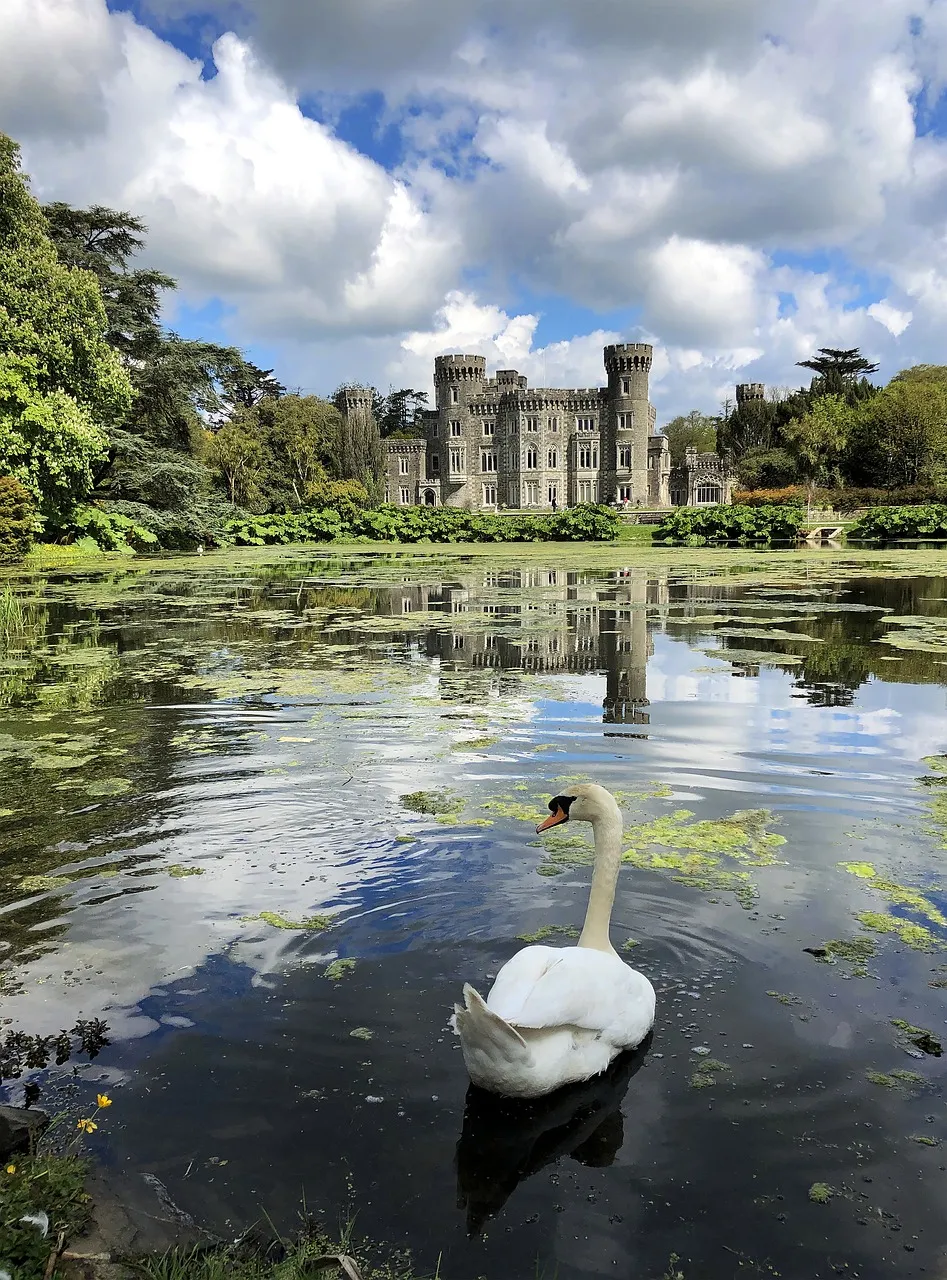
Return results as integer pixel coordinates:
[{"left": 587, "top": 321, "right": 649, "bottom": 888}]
[
  {"left": 808, "top": 1182, "right": 832, "bottom": 1204},
  {"left": 890, "top": 1019, "right": 943, "bottom": 1056},
  {"left": 18, "top": 873, "right": 72, "bottom": 892},
  {"left": 242, "top": 911, "right": 334, "bottom": 931},
  {"left": 324, "top": 958, "right": 357, "bottom": 981},
  {"left": 399, "top": 789, "right": 465, "bottom": 817},
  {"left": 866, "top": 1069, "right": 924, "bottom": 1089},
  {"left": 516, "top": 925, "right": 580, "bottom": 943},
  {"left": 690, "top": 1058, "right": 730, "bottom": 1088},
  {"left": 855, "top": 911, "right": 942, "bottom": 951},
  {"left": 168, "top": 864, "right": 204, "bottom": 878}
]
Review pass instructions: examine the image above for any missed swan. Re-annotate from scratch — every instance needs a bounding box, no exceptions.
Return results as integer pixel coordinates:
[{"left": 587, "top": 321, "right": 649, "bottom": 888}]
[{"left": 452, "top": 783, "right": 656, "bottom": 1098}]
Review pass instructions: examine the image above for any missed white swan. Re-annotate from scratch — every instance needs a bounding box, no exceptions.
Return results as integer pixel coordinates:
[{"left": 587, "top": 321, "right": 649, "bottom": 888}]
[{"left": 452, "top": 783, "right": 656, "bottom": 1098}]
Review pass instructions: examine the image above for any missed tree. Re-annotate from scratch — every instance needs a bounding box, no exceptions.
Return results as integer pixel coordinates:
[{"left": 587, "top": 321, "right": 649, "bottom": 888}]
[
  {"left": 205, "top": 414, "right": 265, "bottom": 508},
  {"left": 331, "top": 388, "right": 385, "bottom": 502},
  {"left": 259, "top": 395, "right": 342, "bottom": 507},
  {"left": 782, "top": 394, "right": 855, "bottom": 489},
  {"left": 0, "top": 135, "right": 133, "bottom": 521},
  {"left": 846, "top": 378, "right": 947, "bottom": 488},
  {"left": 660, "top": 410, "right": 717, "bottom": 465},
  {"left": 41, "top": 202, "right": 175, "bottom": 363},
  {"left": 216, "top": 360, "right": 285, "bottom": 418},
  {"left": 378, "top": 388, "right": 429, "bottom": 438},
  {"left": 797, "top": 347, "right": 879, "bottom": 381}
]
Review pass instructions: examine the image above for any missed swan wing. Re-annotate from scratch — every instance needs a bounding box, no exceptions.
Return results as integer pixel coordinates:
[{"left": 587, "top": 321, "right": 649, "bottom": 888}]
[{"left": 486, "top": 945, "right": 648, "bottom": 1033}]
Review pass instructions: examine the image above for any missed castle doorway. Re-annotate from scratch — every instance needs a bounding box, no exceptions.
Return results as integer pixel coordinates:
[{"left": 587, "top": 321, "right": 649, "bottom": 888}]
[{"left": 422, "top": 489, "right": 437, "bottom": 506}]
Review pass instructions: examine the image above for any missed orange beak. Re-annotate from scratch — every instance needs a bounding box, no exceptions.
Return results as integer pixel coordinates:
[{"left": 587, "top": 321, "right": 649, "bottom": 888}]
[{"left": 536, "top": 806, "right": 568, "bottom": 834}]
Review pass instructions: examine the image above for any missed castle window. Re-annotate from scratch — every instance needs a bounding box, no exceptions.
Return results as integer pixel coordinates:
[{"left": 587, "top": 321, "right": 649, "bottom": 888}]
[
  {"left": 450, "top": 386, "right": 459, "bottom": 404},
  {"left": 399, "top": 486, "right": 410, "bottom": 504},
  {"left": 618, "top": 485, "right": 633, "bottom": 502},
  {"left": 384, "top": 486, "right": 390, "bottom": 502},
  {"left": 526, "top": 417, "right": 540, "bottom": 432},
  {"left": 450, "top": 420, "right": 463, "bottom": 437},
  {"left": 670, "top": 489, "right": 685, "bottom": 505},
  {"left": 483, "top": 420, "right": 495, "bottom": 436},
  {"left": 622, "top": 378, "right": 630, "bottom": 395},
  {"left": 430, "top": 453, "right": 440, "bottom": 475},
  {"left": 482, "top": 484, "right": 498, "bottom": 506},
  {"left": 619, "top": 447, "right": 632, "bottom": 469},
  {"left": 547, "top": 449, "right": 558, "bottom": 469},
  {"left": 549, "top": 417, "right": 559, "bottom": 431},
  {"left": 524, "top": 482, "right": 540, "bottom": 506},
  {"left": 577, "top": 416, "right": 595, "bottom": 432},
  {"left": 648, "top": 453, "right": 655, "bottom": 468},
  {"left": 578, "top": 480, "right": 598, "bottom": 502},
  {"left": 399, "top": 457, "right": 409, "bottom": 475},
  {"left": 696, "top": 484, "right": 721, "bottom": 505},
  {"left": 548, "top": 484, "right": 558, "bottom": 505},
  {"left": 525, "top": 447, "right": 538, "bottom": 469},
  {"left": 481, "top": 450, "right": 497, "bottom": 472},
  {"left": 450, "top": 448, "right": 465, "bottom": 473},
  {"left": 578, "top": 446, "right": 598, "bottom": 469},
  {"left": 618, "top": 412, "right": 634, "bottom": 430}
]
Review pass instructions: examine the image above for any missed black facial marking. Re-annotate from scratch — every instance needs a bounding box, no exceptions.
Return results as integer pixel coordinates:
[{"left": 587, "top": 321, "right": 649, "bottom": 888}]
[{"left": 549, "top": 794, "right": 576, "bottom": 815}]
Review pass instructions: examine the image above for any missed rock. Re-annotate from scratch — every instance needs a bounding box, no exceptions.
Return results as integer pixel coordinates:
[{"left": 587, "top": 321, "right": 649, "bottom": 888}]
[
  {"left": 0, "top": 1104, "right": 49, "bottom": 1159},
  {"left": 65, "top": 1167, "right": 208, "bottom": 1261}
]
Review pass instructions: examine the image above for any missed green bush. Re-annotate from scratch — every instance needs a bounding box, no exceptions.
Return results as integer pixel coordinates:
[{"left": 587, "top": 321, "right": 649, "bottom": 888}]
[
  {"left": 55, "top": 504, "right": 160, "bottom": 554},
  {"left": 0, "top": 474, "right": 36, "bottom": 563},
  {"left": 655, "top": 504, "right": 807, "bottom": 545},
  {"left": 222, "top": 502, "right": 620, "bottom": 546},
  {"left": 850, "top": 504, "right": 947, "bottom": 540}
]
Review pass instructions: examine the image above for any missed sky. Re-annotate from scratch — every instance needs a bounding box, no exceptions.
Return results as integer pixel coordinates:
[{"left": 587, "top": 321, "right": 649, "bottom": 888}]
[{"left": 2, "top": 0, "right": 947, "bottom": 422}]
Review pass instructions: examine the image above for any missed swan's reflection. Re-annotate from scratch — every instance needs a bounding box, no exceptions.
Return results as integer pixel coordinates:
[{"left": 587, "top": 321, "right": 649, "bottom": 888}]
[{"left": 454, "top": 1034, "right": 651, "bottom": 1235}]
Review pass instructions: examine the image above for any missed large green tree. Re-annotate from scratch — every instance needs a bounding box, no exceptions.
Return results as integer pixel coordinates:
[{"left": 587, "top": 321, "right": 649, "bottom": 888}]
[
  {"left": 660, "top": 409, "right": 717, "bottom": 465},
  {"left": 782, "top": 394, "right": 855, "bottom": 488},
  {"left": 846, "top": 377, "right": 947, "bottom": 488},
  {"left": 0, "top": 135, "right": 133, "bottom": 521}
]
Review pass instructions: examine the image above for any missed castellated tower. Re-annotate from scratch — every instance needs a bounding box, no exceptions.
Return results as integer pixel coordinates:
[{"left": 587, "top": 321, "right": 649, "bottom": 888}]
[
  {"left": 603, "top": 343, "right": 652, "bottom": 505},
  {"left": 736, "top": 383, "right": 765, "bottom": 405},
  {"left": 432, "top": 355, "right": 487, "bottom": 506}
]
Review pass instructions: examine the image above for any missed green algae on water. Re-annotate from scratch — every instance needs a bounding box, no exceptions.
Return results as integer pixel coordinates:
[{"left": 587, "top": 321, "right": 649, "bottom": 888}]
[
  {"left": 399, "top": 789, "right": 466, "bottom": 818},
  {"left": 690, "top": 1058, "right": 730, "bottom": 1089},
  {"left": 855, "top": 911, "right": 942, "bottom": 951},
  {"left": 866, "top": 1068, "right": 924, "bottom": 1090},
  {"left": 516, "top": 925, "right": 580, "bottom": 943},
  {"left": 909, "top": 1134, "right": 939, "bottom": 1146},
  {"left": 890, "top": 1019, "right": 943, "bottom": 1056},
  {"left": 808, "top": 1183, "right": 832, "bottom": 1204},
  {"left": 324, "top": 958, "right": 357, "bottom": 981},
  {"left": 349, "top": 1026, "right": 373, "bottom": 1039},
  {"left": 242, "top": 911, "right": 334, "bottom": 931},
  {"left": 19, "top": 874, "right": 72, "bottom": 893},
  {"left": 168, "top": 864, "right": 204, "bottom": 878}
]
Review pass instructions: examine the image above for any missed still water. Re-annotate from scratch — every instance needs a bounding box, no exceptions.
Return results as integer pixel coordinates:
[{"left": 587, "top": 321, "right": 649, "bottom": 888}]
[{"left": 2, "top": 545, "right": 947, "bottom": 1279}]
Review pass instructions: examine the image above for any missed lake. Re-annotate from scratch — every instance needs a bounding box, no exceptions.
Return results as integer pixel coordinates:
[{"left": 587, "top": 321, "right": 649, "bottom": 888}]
[{"left": 2, "top": 544, "right": 947, "bottom": 1279}]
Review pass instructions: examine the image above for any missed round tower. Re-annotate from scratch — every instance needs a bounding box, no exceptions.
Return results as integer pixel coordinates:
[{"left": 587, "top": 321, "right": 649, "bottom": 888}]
[
  {"left": 736, "top": 383, "right": 765, "bottom": 405},
  {"left": 434, "top": 354, "right": 487, "bottom": 410},
  {"left": 603, "top": 343, "right": 653, "bottom": 505}
]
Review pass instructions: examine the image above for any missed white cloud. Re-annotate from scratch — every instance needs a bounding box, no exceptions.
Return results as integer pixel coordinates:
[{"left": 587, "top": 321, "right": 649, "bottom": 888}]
[{"left": 2, "top": 0, "right": 947, "bottom": 416}]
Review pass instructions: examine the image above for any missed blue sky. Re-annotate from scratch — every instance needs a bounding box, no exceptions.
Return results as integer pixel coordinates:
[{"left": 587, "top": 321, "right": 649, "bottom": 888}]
[{"left": 4, "top": 0, "right": 942, "bottom": 414}]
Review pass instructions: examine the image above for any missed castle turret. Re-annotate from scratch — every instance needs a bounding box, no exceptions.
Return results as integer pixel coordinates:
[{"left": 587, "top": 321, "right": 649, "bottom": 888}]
[
  {"left": 736, "top": 383, "right": 765, "bottom": 405},
  {"left": 603, "top": 343, "right": 652, "bottom": 504},
  {"left": 434, "top": 354, "right": 487, "bottom": 410}
]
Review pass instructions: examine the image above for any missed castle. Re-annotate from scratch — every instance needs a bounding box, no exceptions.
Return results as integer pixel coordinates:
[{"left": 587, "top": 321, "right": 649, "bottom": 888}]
[{"left": 340, "top": 343, "right": 737, "bottom": 510}]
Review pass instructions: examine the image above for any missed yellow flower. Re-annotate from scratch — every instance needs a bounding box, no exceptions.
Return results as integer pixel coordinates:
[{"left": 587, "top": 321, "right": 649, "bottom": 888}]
[
  {"left": 5, "top": 1164, "right": 15, "bottom": 1174},
  {"left": 76, "top": 1118, "right": 98, "bottom": 1133},
  {"left": 96, "top": 1094, "right": 112, "bottom": 1108}
]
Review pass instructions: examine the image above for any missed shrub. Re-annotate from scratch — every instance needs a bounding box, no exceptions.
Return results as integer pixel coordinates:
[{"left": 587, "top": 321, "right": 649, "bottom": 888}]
[
  {"left": 222, "top": 502, "right": 620, "bottom": 547},
  {"left": 850, "top": 505, "right": 947, "bottom": 541},
  {"left": 55, "top": 504, "right": 159, "bottom": 554},
  {"left": 0, "top": 474, "right": 36, "bottom": 563},
  {"left": 732, "top": 486, "right": 808, "bottom": 508},
  {"left": 655, "top": 504, "right": 807, "bottom": 545}
]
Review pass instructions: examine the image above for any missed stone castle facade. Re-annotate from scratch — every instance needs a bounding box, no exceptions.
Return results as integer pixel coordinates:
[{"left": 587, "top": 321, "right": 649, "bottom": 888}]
[{"left": 358, "top": 343, "right": 736, "bottom": 510}]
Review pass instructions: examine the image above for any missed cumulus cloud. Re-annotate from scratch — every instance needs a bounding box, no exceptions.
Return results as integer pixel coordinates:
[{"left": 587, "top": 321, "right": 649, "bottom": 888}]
[{"left": 2, "top": 0, "right": 947, "bottom": 416}]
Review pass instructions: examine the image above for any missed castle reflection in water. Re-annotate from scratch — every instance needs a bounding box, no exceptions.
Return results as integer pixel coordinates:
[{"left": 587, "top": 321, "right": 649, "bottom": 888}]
[{"left": 376, "top": 567, "right": 675, "bottom": 726}]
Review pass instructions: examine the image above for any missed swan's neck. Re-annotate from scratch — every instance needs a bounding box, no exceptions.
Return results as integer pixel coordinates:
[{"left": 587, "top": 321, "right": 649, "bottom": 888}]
[{"left": 578, "top": 808, "right": 624, "bottom": 954}]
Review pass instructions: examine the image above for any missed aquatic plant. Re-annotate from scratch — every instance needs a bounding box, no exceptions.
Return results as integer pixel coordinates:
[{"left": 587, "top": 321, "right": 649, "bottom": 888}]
[
  {"left": 241, "top": 912, "right": 334, "bottom": 932},
  {"left": 866, "top": 1068, "right": 924, "bottom": 1090},
  {"left": 890, "top": 1019, "right": 942, "bottom": 1056},
  {"left": 399, "top": 789, "right": 465, "bottom": 818},
  {"left": 324, "top": 959, "right": 357, "bottom": 981},
  {"left": 655, "top": 504, "right": 807, "bottom": 546},
  {"left": 808, "top": 1183, "right": 832, "bottom": 1204},
  {"left": 690, "top": 1058, "right": 730, "bottom": 1089}
]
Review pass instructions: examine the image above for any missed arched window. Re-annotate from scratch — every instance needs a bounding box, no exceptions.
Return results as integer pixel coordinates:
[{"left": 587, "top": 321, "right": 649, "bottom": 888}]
[
  {"left": 423, "top": 489, "right": 437, "bottom": 506},
  {"left": 695, "top": 484, "right": 721, "bottom": 505}
]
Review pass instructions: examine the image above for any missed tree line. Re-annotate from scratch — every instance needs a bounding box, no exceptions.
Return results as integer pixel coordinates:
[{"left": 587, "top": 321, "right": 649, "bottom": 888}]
[
  {"left": 0, "top": 132, "right": 431, "bottom": 551},
  {"left": 662, "top": 347, "right": 947, "bottom": 499}
]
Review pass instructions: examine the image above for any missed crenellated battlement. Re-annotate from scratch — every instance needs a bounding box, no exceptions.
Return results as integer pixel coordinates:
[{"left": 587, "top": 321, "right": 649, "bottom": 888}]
[
  {"left": 604, "top": 343, "right": 653, "bottom": 374},
  {"left": 736, "top": 382, "right": 765, "bottom": 404},
  {"left": 434, "top": 354, "right": 487, "bottom": 384}
]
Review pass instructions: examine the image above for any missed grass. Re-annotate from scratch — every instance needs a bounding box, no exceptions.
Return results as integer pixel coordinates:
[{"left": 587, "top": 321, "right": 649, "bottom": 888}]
[
  {"left": 127, "top": 1217, "right": 438, "bottom": 1280},
  {"left": 0, "top": 586, "right": 27, "bottom": 638},
  {"left": 1, "top": 1150, "right": 92, "bottom": 1276},
  {"left": 615, "top": 522, "right": 655, "bottom": 545}
]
